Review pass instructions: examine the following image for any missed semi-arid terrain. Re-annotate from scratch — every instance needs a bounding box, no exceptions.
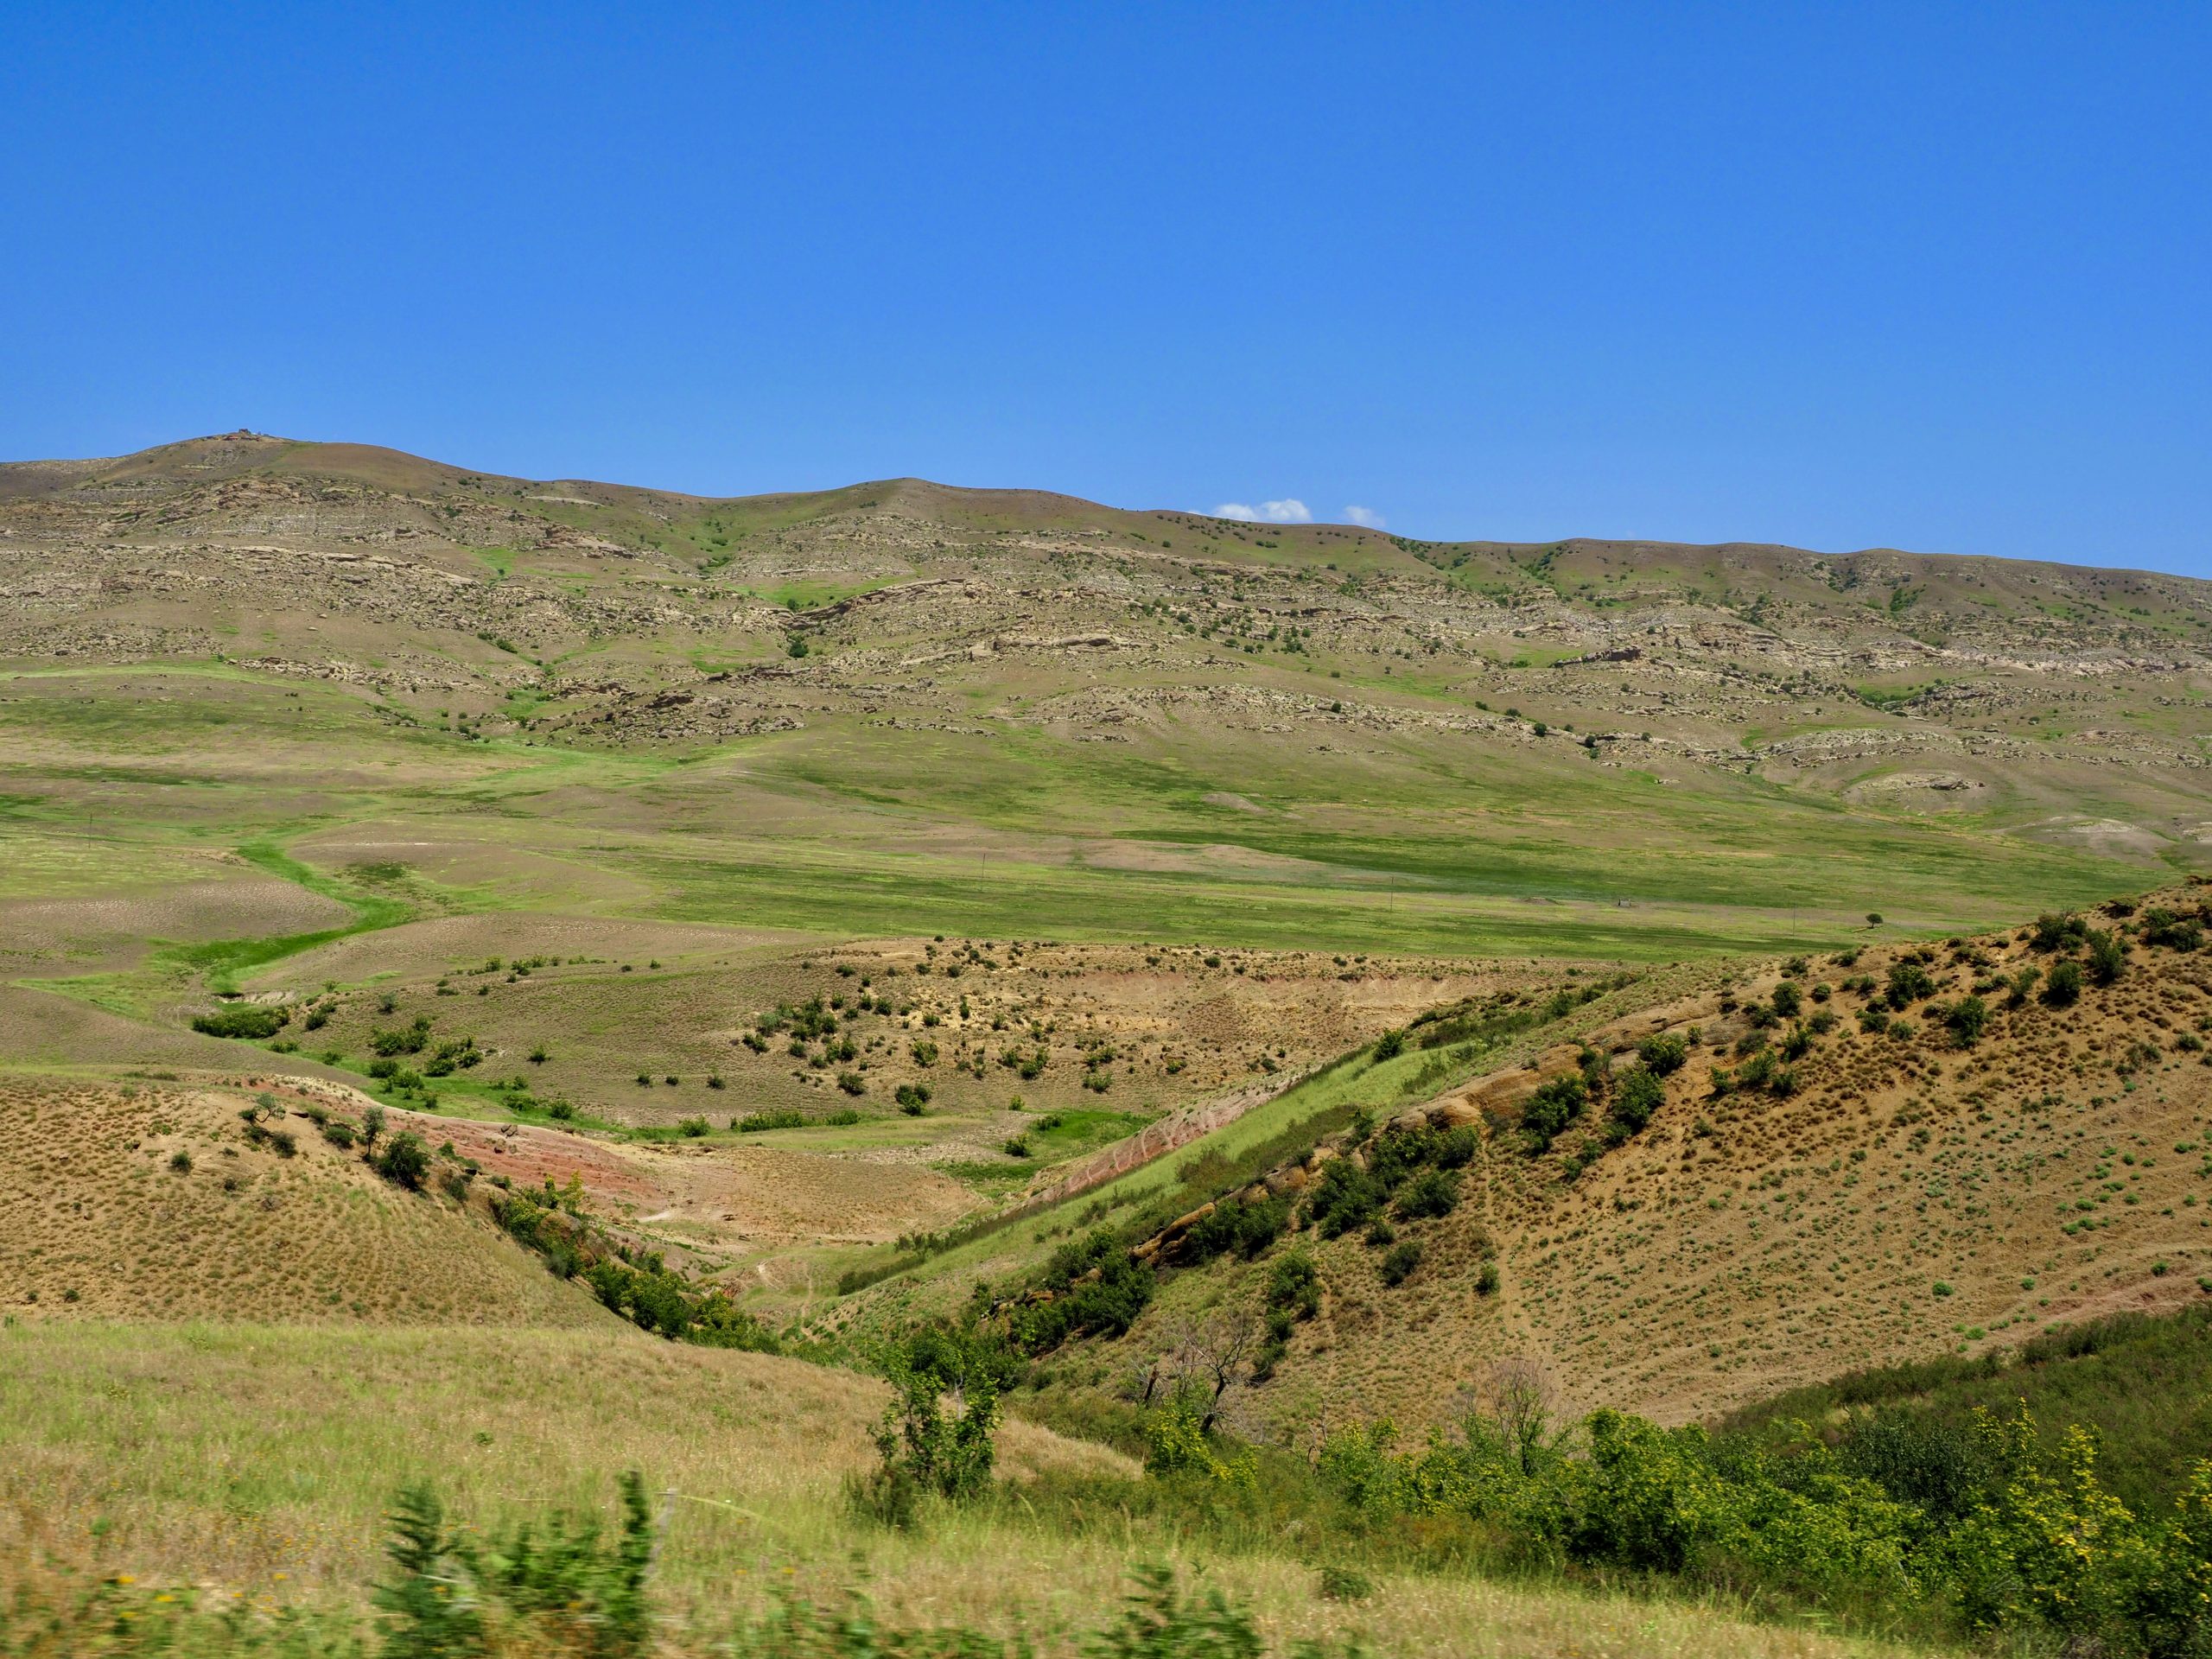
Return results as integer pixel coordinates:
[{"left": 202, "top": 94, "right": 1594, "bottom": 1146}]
[{"left": 7, "top": 431, "right": 2212, "bottom": 1656}]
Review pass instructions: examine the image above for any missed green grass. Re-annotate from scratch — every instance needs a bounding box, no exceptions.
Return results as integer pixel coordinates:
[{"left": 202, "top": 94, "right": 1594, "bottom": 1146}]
[{"left": 165, "top": 839, "right": 413, "bottom": 994}]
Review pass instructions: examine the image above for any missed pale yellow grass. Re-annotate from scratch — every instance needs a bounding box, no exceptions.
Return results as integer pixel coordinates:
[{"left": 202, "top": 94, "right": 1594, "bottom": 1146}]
[{"left": 0, "top": 1322, "right": 1943, "bottom": 1657}]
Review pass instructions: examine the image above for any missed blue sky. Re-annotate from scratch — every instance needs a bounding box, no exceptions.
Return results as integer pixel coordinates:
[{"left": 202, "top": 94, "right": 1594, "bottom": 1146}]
[{"left": 3, "top": 3, "right": 2207, "bottom": 572}]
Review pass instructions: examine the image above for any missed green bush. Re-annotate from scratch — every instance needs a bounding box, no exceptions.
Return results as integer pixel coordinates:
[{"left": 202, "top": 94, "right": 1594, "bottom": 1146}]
[
  {"left": 1306, "top": 1158, "right": 1385, "bottom": 1237},
  {"left": 376, "top": 1131, "right": 430, "bottom": 1190},
  {"left": 1378, "top": 1241, "right": 1423, "bottom": 1286},
  {"left": 1396, "top": 1166, "right": 1460, "bottom": 1220},
  {"left": 855, "top": 1331, "right": 1003, "bottom": 1522},
  {"left": 734, "top": 1109, "right": 806, "bottom": 1132},
  {"left": 1179, "top": 1193, "right": 1289, "bottom": 1263},
  {"left": 1521, "top": 1074, "right": 1586, "bottom": 1151},
  {"left": 191, "top": 1004, "right": 289, "bottom": 1039},
  {"left": 1945, "top": 995, "right": 1989, "bottom": 1047},
  {"left": 2044, "top": 958, "right": 2084, "bottom": 1007},
  {"left": 1611, "top": 1065, "right": 1664, "bottom": 1134},
  {"left": 1885, "top": 960, "right": 1936, "bottom": 1008}
]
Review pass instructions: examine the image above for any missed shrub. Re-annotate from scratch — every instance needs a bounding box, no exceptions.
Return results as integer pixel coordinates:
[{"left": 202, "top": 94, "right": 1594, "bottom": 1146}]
[
  {"left": 1946, "top": 995, "right": 1990, "bottom": 1047},
  {"left": 1885, "top": 961, "right": 1936, "bottom": 1008},
  {"left": 376, "top": 1131, "right": 430, "bottom": 1190},
  {"left": 911, "top": 1039, "right": 939, "bottom": 1066},
  {"left": 1378, "top": 1241, "right": 1423, "bottom": 1286},
  {"left": 168, "top": 1150, "right": 191, "bottom": 1173},
  {"left": 1476, "top": 1260, "right": 1501, "bottom": 1296},
  {"left": 191, "top": 1005, "right": 288, "bottom": 1039},
  {"left": 1770, "top": 982, "right": 1802, "bottom": 1018},
  {"left": 2087, "top": 929, "right": 2126, "bottom": 986},
  {"left": 836, "top": 1071, "right": 866, "bottom": 1096},
  {"left": 1637, "top": 1032, "right": 1689, "bottom": 1075},
  {"left": 1306, "top": 1159, "right": 1385, "bottom": 1237},
  {"left": 2044, "top": 959, "right": 2084, "bottom": 1007},
  {"left": 734, "top": 1109, "right": 806, "bottom": 1132},
  {"left": 677, "top": 1116, "right": 709, "bottom": 1137},
  {"left": 1522, "top": 1074, "right": 1586, "bottom": 1151},
  {"left": 1003, "top": 1134, "right": 1032, "bottom": 1158},
  {"left": 1180, "top": 1193, "right": 1289, "bottom": 1263},
  {"left": 1397, "top": 1166, "right": 1461, "bottom": 1220},
  {"left": 1611, "top": 1065, "right": 1664, "bottom": 1133},
  {"left": 1317, "top": 1563, "right": 1373, "bottom": 1603},
  {"left": 2141, "top": 907, "right": 2205, "bottom": 951},
  {"left": 1371, "top": 1028, "right": 1405, "bottom": 1062},
  {"left": 855, "top": 1337, "right": 1002, "bottom": 1522},
  {"left": 1011, "top": 1232, "right": 1155, "bottom": 1352},
  {"left": 2032, "top": 911, "right": 2088, "bottom": 951},
  {"left": 895, "top": 1083, "right": 931, "bottom": 1115},
  {"left": 1267, "top": 1251, "right": 1323, "bottom": 1321}
]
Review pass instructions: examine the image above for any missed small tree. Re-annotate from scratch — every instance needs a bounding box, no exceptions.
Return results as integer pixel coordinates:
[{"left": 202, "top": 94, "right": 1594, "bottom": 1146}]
[
  {"left": 361, "top": 1103, "right": 386, "bottom": 1155},
  {"left": 378, "top": 1131, "right": 430, "bottom": 1191},
  {"left": 860, "top": 1337, "right": 1002, "bottom": 1522},
  {"left": 1484, "top": 1356, "right": 1559, "bottom": 1477}
]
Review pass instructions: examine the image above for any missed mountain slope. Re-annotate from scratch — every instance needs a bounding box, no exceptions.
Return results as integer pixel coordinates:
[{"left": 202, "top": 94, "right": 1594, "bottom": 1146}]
[{"left": 976, "top": 887, "right": 2212, "bottom": 1438}]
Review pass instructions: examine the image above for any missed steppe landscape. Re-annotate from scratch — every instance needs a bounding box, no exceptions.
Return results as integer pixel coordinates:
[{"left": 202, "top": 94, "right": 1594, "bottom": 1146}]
[{"left": 6, "top": 433, "right": 2212, "bottom": 1655}]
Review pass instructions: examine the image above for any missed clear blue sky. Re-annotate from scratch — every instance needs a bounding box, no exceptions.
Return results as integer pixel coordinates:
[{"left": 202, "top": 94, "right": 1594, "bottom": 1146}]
[{"left": 3, "top": 3, "right": 2207, "bottom": 572}]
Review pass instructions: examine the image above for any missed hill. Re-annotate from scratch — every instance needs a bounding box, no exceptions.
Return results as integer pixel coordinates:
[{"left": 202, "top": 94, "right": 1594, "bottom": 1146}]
[
  {"left": 837, "top": 887, "right": 2212, "bottom": 1445},
  {"left": 0, "top": 1074, "right": 609, "bottom": 1325}
]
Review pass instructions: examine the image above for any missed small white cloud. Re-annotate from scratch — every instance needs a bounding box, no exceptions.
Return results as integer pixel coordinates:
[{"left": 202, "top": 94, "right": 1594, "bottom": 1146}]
[
  {"left": 1344, "top": 505, "right": 1387, "bottom": 530},
  {"left": 1211, "top": 499, "right": 1312, "bottom": 524}
]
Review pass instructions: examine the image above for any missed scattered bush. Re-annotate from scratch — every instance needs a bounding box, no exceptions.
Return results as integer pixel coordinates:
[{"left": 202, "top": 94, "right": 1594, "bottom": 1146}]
[{"left": 1378, "top": 1241, "right": 1423, "bottom": 1287}]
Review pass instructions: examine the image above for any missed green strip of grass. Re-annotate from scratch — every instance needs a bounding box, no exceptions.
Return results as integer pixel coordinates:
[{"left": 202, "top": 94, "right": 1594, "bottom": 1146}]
[{"left": 168, "top": 839, "right": 415, "bottom": 994}]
